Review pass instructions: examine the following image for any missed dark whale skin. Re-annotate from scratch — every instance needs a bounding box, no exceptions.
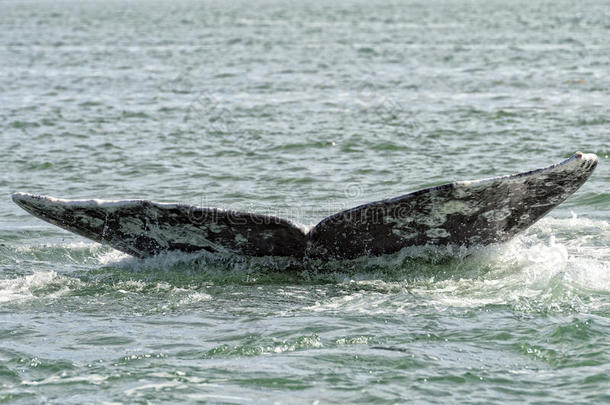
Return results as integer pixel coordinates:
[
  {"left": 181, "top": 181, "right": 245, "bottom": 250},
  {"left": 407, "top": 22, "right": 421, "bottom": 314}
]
[{"left": 12, "top": 152, "right": 598, "bottom": 260}]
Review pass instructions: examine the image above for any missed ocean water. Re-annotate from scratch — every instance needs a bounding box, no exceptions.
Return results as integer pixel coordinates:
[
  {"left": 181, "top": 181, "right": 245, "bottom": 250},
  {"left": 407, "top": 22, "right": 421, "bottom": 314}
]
[{"left": 1, "top": 0, "right": 609, "bottom": 403}]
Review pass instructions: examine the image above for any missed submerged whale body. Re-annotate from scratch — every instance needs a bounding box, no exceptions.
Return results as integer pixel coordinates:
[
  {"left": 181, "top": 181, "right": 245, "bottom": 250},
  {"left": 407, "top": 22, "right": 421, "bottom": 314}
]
[{"left": 12, "top": 152, "right": 598, "bottom": 260}]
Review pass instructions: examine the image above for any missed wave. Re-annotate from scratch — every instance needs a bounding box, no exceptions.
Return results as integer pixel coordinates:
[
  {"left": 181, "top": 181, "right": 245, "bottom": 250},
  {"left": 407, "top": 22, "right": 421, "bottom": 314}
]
[{"left": 1, "top": 216, "right": 608, "bottom": 314}]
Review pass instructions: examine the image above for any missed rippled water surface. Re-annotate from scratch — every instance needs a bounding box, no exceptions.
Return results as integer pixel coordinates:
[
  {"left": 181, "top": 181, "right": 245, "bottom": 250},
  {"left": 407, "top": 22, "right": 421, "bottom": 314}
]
[{"left": 1, "top": 0, "right": 609, "bottom": 403}]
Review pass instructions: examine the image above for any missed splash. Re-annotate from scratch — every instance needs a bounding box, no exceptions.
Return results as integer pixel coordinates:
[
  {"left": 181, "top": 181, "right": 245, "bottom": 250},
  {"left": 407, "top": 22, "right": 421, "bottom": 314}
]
[
  {"left": 0, "top": 271, "right": 74, "bottom": 303},
  {"left": 305, "top": 216, "right": 610, "bottom": 314},
  {"left": 1, "top": 217, "right": 607, "bottom": 313}
]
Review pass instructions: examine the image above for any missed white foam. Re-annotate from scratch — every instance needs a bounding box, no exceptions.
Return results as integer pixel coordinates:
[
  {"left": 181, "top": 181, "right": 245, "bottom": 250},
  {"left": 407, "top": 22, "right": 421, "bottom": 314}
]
[
  {"left": 306, "top": 217, "right": 610, "bottom": 314},
  {"left": 0, "top": 271, "right": 71, "bottom": 303},
  {"left": 22, "top": 374, "right": 109, "bottom": 386},
  {"left": 4, "top": 213, "right": 606, "bottom": 315}
]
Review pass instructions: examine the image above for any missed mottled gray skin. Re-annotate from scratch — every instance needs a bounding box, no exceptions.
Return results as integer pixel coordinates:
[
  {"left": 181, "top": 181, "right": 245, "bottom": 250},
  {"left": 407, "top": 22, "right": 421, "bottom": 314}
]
[
  {"left": 308, "top": 152, "right": 597, "bottom": 259},
  {"left": 10, "top": 198, "right": 307, "bottom": 258},
  {"left": 12, "top": 152, "right": 598, "bottom": 260}
]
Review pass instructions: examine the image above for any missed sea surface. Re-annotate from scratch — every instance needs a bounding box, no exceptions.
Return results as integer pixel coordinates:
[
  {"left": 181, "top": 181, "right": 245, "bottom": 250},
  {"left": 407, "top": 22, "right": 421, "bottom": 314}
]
[{"left": 1, "top": 0, "right": 609, "bottom": 403}]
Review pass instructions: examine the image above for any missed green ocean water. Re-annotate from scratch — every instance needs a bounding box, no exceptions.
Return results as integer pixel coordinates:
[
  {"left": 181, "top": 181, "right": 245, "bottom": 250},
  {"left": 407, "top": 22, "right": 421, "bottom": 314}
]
[{"left": 1, "top": 0, "right": 609, "bottom": 403}]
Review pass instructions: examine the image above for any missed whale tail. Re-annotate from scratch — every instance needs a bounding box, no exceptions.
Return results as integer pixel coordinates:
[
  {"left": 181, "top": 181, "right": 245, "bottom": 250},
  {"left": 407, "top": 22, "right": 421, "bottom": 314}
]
[{"left": 12, "top": 152, "right": 598, "bottom": 260}]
